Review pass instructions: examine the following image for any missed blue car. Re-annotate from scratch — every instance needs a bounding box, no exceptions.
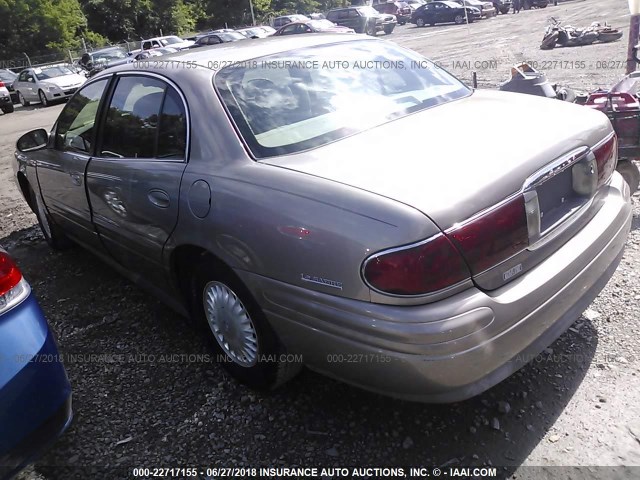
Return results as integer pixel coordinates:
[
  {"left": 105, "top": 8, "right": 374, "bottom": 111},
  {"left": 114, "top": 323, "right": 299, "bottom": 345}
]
[{"left": 0, "top": 249, "right": 72, "bottom": 479}]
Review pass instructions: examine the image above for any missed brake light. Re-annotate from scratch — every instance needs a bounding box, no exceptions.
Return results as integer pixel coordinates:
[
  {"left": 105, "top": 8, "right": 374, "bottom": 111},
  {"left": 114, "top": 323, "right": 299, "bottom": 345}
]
[
  {"left": 0, "top": 252, "right": 22, "bottom": 297},
  {"left": 362, "top": 233, "right": 470, "bottom": 296},
  {"left": 447, "top": 195, "right": 529, "bottom": 276},
  {"left": 593, "top": 133, "right": 617, "bottom": 187},
  {"left": 0, "top": 82, "right": 4, "bottom": 88}
]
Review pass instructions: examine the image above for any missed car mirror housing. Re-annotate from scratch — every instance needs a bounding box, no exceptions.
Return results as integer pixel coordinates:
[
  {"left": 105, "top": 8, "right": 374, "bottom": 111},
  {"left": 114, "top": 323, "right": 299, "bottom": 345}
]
[{"left": 17, "top": 129, "right": 49, "bottom": 152}]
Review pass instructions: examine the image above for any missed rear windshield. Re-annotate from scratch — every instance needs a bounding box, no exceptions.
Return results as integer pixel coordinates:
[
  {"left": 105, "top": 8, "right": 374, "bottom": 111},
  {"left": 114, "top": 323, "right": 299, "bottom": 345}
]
[
  {"left": 34, "top": 66, "right": 74, "bottom": 80},
  {"left": 214, "top": 40, "right": 470, "bottom": 158},
  {"left": 93, "top": 49, "right": 128, "bottom": 61},
  {"left": 0, "top": 70, "right": 17, "bottom": 82}
]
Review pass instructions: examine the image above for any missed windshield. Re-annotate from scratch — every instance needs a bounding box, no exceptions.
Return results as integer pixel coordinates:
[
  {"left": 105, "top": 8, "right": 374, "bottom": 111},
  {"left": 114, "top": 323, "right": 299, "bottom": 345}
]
[
  {"left": 93, "top": 49, "right": 128, "bottom": 61},
  {"left": 35, "top": 66, "right": 74, "bottom": 80},
  {"left": 357, "top": 6, "right": 380, "bottom": 15},
  {"left": 215, "top": 40, "right": 470, "bottom": 158},
  {"left": 309, "top": 20, "right": 336, "bottom": 29},
  {"left": 160, "top": 36, "right": 184, "bottom": 45},
  {"left": 220, "top": 32, "right": 246, "bottom": 41}
]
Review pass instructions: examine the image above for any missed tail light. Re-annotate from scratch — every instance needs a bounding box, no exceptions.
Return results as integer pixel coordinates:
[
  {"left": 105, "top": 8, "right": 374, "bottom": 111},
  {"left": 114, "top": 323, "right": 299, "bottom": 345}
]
[
  {"left": 362, "top": 233, "right": 471, "bottom": 296},
  {"left": 0, "top": 81, "right": 4, "bottom": 88},
  {"left": 593, "top": 133, "right": 617, "bottom": 187},
  {"left": 0, "top": 252, "right": 28, "bottom": 313},
  {"left": 447, "top": 195, "right": 529, "bottom": 276}
]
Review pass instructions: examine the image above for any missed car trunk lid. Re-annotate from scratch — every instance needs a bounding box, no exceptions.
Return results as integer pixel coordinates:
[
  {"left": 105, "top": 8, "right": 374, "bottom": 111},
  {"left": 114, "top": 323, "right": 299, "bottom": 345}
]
[{"left": 262, "top": 90, "right": 615, "bottom": 289}]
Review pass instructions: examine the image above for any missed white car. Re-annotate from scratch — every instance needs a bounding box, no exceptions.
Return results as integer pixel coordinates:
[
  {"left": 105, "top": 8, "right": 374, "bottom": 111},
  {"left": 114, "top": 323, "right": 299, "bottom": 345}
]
[
  {"left": 0, "top": 81, "right": 13, "bottom": 114},
  {"left": 13, "top": 66, "right": 87, "bottom": 107},
  {"left": 131, "top": 35, "right": 195, "bottom": 56}
]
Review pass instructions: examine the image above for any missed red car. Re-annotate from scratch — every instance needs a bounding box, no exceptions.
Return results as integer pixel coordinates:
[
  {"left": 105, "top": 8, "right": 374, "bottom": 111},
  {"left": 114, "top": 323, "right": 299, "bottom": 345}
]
[
  {"left": 273, "top": 19, "right": 355, "bottom": 35},
  {"left": 374, "top": 1, "right": 412, "bottom": 25}
]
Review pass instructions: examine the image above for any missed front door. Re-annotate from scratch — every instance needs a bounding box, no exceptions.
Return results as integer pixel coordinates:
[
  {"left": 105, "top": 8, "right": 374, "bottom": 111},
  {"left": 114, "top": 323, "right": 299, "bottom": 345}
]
[
  {"left": 86, "top": 74, "right": 188, "bottom": 285},
  {"left": 36, "top": 78, "right": 110, "bottom": 251}
]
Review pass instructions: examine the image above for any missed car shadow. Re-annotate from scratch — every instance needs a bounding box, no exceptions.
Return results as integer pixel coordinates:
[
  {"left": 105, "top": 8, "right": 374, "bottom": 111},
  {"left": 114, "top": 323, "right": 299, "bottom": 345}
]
[
  {"left": 2, "top": 226, "right": 597, "bottom": 478},
  {"left": 631, "top": 202, "right": 640, "bottom": 232}
]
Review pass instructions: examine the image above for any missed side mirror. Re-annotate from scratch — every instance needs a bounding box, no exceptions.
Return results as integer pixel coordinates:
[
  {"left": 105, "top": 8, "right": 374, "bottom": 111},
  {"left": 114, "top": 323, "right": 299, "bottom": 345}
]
[{"left": 17, "top": 128, "right": 49, "bottom": 152}]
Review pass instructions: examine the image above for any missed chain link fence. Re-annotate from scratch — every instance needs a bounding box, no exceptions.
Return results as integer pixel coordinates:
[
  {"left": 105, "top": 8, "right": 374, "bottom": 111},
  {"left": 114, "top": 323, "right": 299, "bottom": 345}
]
[{"left": 0, "top": 40, "right": 143, "bottom": 72}]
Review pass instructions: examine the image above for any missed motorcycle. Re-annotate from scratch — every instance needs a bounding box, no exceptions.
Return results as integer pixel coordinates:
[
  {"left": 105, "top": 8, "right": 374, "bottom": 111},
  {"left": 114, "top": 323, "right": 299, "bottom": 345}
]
[{"left": 541, "top": 17, "right": 623, "bottom": 50}]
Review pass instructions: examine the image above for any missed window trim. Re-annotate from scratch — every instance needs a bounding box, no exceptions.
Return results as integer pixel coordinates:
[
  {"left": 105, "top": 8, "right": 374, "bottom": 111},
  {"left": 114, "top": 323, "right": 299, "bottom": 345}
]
[
  {"left": 53, "top": 76, "right": 113, "bottom": 156},
  {"left": 93, "top": 72, "right": 191, "bottom": 163}
]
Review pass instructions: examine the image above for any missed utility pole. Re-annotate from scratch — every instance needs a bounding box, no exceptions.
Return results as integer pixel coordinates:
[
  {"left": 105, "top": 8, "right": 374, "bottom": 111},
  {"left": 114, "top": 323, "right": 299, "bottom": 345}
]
[{"left": 249, "top": 0, "right": 256, "bottom": 25}]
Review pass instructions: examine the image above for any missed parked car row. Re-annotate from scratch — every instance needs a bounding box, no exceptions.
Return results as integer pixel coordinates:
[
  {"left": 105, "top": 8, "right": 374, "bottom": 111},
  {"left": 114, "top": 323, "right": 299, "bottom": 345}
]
[{"left": 411, "top": 0, "right": 546, "bottom": 27}]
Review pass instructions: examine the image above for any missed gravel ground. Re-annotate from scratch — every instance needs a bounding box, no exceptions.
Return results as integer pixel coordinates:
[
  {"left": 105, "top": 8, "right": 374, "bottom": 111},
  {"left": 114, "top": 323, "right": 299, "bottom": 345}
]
[{"left": 1, "top": 0, "right": 639, "bottom": 478}]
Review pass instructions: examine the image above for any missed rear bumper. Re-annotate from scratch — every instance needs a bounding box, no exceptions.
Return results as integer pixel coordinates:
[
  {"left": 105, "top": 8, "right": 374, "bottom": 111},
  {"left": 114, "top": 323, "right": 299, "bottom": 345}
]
[
  {"left": 0, "top": 295, "right": 72, "bottom": 478},
  {"left": 238, "top": 172, "right": 631, "bottom": 402},
  {"left": 482, "top": 7, "right": 497, "bottom": 17},
  {"left": 0, "top": 395, "right": 72, "bottom": 480}
]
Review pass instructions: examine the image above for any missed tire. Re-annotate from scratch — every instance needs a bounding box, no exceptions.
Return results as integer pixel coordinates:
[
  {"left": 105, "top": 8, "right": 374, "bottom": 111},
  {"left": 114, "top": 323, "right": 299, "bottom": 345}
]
[
  {"left": 416, "top": 17, "right": 426, "bottom": 27},
  {"left": 365, "top": 22, "right": 376, "bottom": 36},
  {"left": 30, "top": 185, "right": 73, "bottom": 250},
  {"left": 384, "top": 25, "right": 394, "bottom": 35},
  {"left": 38, "top": 90, "right": 49, "bottom": 107},
  {"left": 598, "top": 31, "right": 623, "bottom": 43},
  {"left": 454, "top": 14, "right": 465, "bottom": 24},
  {"left": 192, "top": 259, "right": 302, "bottom": 390},
  {"left": 1, "top": 104, "right": 14, "bottom": 114},
  {"left": 617, "top": 160, "right": 640, "bottom": 194},
  {"left": 540, "top": 32, "right": 559, "bottom": 50},
  {"left": 18, "top": 91, "right": 29, "bottom": 107}
]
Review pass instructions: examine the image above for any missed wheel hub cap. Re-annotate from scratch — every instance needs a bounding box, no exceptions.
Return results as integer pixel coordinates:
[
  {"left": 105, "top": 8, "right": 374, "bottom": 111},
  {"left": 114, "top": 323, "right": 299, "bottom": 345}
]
[{"left": 203, "top": 281, "right": 258, "bottom": 367}]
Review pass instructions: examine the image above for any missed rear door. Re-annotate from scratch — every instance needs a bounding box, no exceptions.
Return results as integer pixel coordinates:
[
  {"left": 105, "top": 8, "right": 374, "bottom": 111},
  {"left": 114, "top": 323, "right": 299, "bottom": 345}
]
[
  {"left": 434, "top": 3, "right": 449, "bottom": 23},
  {"left": 86, "top": 73, "right": 188, "bottom": 284}
]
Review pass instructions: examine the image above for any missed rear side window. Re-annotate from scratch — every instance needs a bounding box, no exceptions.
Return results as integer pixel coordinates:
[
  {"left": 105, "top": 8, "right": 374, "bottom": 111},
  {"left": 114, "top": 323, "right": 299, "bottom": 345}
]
[
  {"left": 100, "top": 76, "right": 187, "bottom": 160},
  {"left": 157, "top": 88, "right": 187, "bottom": 159}
]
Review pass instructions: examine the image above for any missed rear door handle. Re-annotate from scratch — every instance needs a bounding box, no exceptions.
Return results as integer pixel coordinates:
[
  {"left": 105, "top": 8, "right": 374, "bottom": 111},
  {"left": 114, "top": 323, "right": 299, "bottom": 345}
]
[{"left": 147, "top": 189, "right": 170, "bottom": 208}]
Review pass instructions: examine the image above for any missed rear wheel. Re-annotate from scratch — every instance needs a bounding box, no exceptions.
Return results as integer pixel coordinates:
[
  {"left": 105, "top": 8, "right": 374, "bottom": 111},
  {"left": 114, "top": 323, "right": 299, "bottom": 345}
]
[
  {"left": 18, "top": 92, "right": 29, "bottom": 107},
  {"left": 192, "top": 259, "right": 302, "bottom": 390},
  {"left": 38, "top": 90, "right": 49, "bottom": 107},
  {"left": 598, "top": 31, "right": 623, "bottom": 43},
  {"left": 365, "top": 22, "right": 376, "bottom": 35},
  {"left": 416, "top": 17, "right": 426, "bottom": 27},
  {"left": 30, "top": 185, "right": 73, "bottom": 250}
]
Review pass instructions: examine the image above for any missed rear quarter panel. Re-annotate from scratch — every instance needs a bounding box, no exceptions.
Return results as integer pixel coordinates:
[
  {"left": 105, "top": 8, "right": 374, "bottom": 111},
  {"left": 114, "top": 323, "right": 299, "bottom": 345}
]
[{"left": 160, "top": 65, "right": 438, "bottom": 301}]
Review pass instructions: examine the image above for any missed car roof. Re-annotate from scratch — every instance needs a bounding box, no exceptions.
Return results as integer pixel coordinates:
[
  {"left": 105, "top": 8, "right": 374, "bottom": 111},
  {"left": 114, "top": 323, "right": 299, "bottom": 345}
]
[{"left": 102, "top": 35, "right": 376, "bottom": 74}]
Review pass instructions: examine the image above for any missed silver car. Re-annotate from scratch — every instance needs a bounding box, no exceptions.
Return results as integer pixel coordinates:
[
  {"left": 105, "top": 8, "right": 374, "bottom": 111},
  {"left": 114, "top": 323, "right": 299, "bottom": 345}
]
[
  {"left": 13, "top": 65, "right": 86, "bottom": 107},
  {"left": 13, "top": 36, "right": 631, "bottom": 402}
]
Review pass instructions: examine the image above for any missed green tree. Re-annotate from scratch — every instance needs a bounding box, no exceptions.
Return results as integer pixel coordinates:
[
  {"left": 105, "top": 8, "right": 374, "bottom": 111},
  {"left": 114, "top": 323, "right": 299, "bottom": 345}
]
[{"left": 0, "top": 0, "right": 103, "bottom": 59}]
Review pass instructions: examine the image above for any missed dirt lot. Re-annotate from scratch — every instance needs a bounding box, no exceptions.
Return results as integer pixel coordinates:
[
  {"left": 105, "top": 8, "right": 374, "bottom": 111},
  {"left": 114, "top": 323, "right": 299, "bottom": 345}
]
[{"left": 1, "top": 0, "right": 639, "bottom": 479}]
